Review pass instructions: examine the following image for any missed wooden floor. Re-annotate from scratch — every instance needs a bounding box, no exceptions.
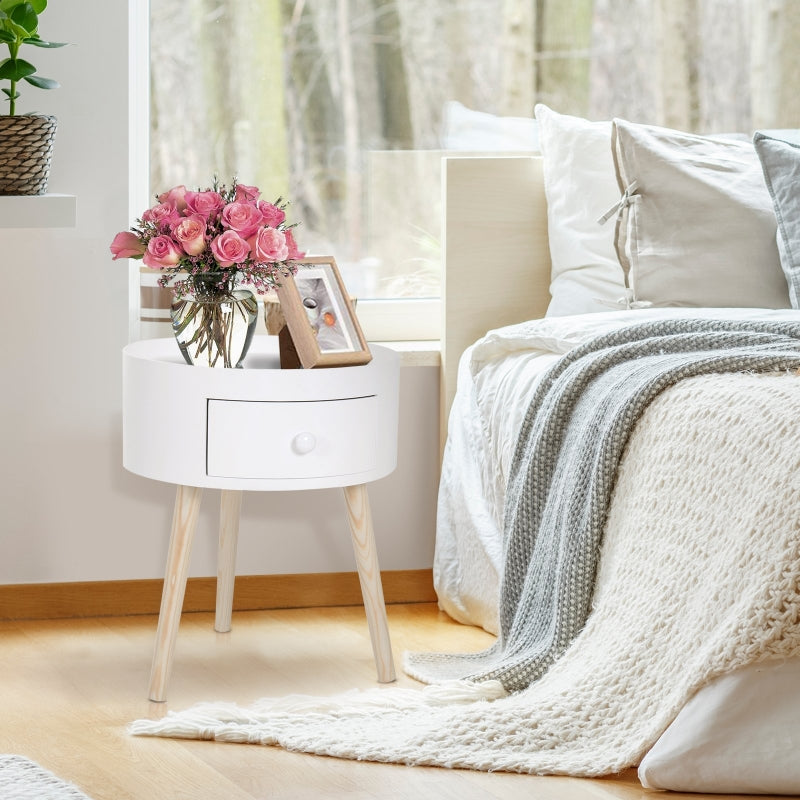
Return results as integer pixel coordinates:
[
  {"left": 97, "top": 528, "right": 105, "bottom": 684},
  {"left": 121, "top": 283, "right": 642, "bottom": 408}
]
[{"left": 0, "top": 603, "right": 775, "bottom": 800}]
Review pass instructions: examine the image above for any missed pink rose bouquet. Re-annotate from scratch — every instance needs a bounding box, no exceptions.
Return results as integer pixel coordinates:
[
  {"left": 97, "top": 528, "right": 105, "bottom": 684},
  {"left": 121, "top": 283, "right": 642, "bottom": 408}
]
[{"left": 110, "top": 177, "right": 305, "bottom": 297}]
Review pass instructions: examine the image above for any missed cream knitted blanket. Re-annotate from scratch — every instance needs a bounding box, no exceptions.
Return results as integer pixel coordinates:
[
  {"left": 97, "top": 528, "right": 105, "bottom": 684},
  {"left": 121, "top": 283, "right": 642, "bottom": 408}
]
[{"left": 132, "top": 323, "right": 800, "bottom": 775}]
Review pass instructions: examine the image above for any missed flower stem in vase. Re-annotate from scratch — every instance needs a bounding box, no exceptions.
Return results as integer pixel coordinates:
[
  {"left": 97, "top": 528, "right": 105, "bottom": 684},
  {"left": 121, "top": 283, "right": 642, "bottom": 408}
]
[{"left": 171, "top": 291, "right": 258, "bottom": 368}]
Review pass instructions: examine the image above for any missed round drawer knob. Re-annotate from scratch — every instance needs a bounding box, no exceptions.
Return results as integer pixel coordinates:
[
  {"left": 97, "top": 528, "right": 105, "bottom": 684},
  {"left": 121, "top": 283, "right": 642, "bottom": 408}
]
[{"left": 292, "top": 432, "right": 316, "bottom": 455}]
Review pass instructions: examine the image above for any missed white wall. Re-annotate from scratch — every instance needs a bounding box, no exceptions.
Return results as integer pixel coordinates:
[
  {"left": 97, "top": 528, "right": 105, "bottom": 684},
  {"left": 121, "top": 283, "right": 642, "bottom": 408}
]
[{"left": 0, "top": 1, "right": 440, "bottom": 585}]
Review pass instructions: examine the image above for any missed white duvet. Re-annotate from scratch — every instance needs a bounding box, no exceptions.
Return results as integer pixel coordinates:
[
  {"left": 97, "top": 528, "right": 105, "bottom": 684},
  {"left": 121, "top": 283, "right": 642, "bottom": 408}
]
[{"left": 434, "top": 306, "right": 800, "bottom": 634}]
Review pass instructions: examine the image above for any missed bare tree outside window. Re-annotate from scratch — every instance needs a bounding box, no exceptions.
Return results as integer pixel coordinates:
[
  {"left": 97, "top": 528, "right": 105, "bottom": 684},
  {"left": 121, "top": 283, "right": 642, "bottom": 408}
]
[{"left": 150, "top": 0, "right": 800, "bottom": 301}]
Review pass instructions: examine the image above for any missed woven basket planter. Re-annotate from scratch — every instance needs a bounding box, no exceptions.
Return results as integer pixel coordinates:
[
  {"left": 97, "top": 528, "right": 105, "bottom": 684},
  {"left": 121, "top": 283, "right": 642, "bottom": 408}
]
[{"left": 0, "top": 114, "right": 58, "bottom": 195}]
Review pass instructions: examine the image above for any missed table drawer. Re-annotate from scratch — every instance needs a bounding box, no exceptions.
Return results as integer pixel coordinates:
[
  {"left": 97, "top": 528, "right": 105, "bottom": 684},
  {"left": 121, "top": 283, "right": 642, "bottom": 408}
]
[{"left": 206, "top": 396, "right": 378, "bottom": 480}]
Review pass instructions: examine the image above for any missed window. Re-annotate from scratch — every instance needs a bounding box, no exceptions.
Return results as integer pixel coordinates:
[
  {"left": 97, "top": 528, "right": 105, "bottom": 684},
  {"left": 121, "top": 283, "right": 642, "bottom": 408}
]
[{"left": 145, "top": 0, "right": 799, "bottom": 339}]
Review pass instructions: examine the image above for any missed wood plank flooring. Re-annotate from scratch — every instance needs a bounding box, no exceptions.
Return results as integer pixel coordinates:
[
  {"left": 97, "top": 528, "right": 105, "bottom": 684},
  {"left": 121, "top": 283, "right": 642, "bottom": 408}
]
[{"left": 0, "top": 603, "right": 778, "bottom": 799}]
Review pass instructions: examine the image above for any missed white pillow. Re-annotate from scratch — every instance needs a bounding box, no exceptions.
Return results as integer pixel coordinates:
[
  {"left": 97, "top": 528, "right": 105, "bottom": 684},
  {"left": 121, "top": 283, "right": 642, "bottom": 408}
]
[
  {"left": 639, "top": 657, "right": 800, "bottom": 794},
  {"left": 440, "top": 101, "right": 539, "bottom": 151},
  {"left": 611, "top": 118, "right": 791, "bottom": 309},
  {"left": 534, "top": 104, "right": 627, "bottom": 316},
  {"left": 754, "top": 132, "right": 800, "bottom": 308}
]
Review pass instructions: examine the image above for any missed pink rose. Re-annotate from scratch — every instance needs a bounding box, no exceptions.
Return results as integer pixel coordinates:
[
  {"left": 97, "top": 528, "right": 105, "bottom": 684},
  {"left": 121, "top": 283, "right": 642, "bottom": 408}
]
[
  {"left": 234, "top": 184, "right": 260, "bottom": 204},
  {"left": 210, "top": 230, "right": 250, "bottom": 267},
  {"left": 142, "top": 202, "right": 181, "bottom": 227},
  {"left": 157, "top": 184, "right": 188, "bottom": 212},
  {"left": 257, "top": 201, "right": 286, "bottom": 228},
  {"left": 248, "top": 227, "right": 289, "bottom": 263},
  {"left": 110, "top": 231, "right": 145, "bottom": 260},
  {"left": 284, "top": 228, "right": 304, "bottom": 260},
  {"left": 184, "top": 190, "right": 225, "bottom": 219},
  {"left": 220, "top": 202, "right": 263, "bottom": 239},
  {"left": 143, "top": 235, "right": 183, "bottom": 269},
  {"left": 172, "top": 214, "right": 207, "bottom": 256}
]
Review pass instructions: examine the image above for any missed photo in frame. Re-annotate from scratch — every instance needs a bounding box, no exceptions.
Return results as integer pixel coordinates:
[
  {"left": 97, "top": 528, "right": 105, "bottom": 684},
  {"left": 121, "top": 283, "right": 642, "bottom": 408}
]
[{"left": 275, "top": 256, "right": 372, "bottom": 368}]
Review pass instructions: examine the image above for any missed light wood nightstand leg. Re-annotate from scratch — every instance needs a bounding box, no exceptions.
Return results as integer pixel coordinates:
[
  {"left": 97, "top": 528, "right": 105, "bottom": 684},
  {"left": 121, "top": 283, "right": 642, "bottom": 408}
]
[
  {"left": 148, "top": 484, "right": 203, "bottom": 702},
  {"left": 215, "top": 489, "right": 242, "bottom": 633},
  {"left": 342, "top": 483, "right": 396, "bottom": 683}
]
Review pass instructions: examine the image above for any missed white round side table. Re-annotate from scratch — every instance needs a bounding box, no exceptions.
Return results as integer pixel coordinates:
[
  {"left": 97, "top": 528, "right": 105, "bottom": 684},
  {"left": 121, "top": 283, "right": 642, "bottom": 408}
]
[{"left": 123, "top": 337, "right": 400, "bottom": 702}]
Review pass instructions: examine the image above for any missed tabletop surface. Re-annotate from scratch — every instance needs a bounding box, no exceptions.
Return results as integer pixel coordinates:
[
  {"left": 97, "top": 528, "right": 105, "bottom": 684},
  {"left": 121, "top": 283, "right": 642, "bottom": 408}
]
[{"left": 124, "top": 335, "right": 282, "bottom": 369}]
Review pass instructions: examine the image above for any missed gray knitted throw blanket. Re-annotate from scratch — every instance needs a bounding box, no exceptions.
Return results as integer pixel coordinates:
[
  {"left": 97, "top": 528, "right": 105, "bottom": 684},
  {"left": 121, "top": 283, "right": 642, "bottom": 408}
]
[{"left": 404, "top": 317, "right": 800, "bottom": 688}]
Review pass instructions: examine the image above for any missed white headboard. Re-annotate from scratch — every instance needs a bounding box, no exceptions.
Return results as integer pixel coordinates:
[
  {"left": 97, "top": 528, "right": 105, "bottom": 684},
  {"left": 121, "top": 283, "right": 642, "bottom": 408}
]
[{"left": 441, "top": 156, "right": 551, "bottom": 447}]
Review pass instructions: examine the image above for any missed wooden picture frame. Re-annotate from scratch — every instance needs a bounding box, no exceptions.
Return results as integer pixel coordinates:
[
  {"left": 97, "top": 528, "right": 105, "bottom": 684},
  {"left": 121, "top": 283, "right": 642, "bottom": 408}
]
[{"left": 275, "top": 256, "right": 372, "bottom": 368}]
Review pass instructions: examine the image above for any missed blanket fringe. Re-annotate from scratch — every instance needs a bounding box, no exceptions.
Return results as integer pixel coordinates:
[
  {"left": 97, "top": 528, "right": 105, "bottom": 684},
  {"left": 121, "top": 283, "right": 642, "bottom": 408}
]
[{"left": 129, "top": 679, "right": 506, "bottom": 740}]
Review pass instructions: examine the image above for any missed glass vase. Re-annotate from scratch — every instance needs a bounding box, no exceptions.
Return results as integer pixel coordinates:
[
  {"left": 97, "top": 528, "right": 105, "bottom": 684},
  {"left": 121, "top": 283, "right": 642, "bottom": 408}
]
[{"left": 170, "top": 290, "right": 258, "bottom": 368}]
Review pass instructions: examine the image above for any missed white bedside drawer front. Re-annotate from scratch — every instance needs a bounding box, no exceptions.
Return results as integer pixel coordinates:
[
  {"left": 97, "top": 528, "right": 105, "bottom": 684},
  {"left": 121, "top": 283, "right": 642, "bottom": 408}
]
[{"left": 207, "top": 397, "right": 378, "bottom": 480}]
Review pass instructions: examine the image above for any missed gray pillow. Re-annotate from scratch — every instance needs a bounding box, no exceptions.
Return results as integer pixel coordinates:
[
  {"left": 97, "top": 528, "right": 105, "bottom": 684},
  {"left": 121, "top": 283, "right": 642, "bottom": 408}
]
[
  {"left": 754, "top": 132, "right": 800, "bottom": 308},
  {"left": 610, "top": 118, "right": 790, "bottom": 309}
]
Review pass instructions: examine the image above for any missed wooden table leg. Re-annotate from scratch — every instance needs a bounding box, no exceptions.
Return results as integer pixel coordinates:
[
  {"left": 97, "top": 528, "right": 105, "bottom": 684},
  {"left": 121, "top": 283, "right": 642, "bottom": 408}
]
[
  {"left": 215, "top": 489, "right": 242, "bottom": 633},
  {"left": 148, "top": 484, "right": 203, "bottom": 702},
  {"left": 342, "top": 483, "right": 396, "bottom": 683}
]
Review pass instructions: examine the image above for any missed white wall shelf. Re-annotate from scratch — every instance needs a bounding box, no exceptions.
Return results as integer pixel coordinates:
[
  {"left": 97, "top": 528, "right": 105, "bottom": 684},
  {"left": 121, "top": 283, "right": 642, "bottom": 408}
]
[{"left": 0, "top": 193, "right": 77, "bottom": 228}]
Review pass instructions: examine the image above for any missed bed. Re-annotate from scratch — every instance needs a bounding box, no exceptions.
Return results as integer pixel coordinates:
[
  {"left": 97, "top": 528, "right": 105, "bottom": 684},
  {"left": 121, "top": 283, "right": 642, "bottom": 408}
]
[
  {"left": 131, "top": 109, "right": 800, "bottom": 788},
  {"left": 434, "top": 107, "right": 800, "bottom": 792}
]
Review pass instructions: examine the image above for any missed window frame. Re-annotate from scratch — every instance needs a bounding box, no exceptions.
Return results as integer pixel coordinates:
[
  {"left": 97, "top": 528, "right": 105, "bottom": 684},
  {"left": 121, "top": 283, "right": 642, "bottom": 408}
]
[{"left": 133, "top": 3, "right": 441, "bottom": 344}]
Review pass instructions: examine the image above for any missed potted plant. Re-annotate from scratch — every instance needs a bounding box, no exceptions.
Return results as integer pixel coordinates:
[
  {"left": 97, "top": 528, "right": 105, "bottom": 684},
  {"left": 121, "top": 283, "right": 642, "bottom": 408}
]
[{"left": 0, "top": 0, "right": 67, "bottom": 195}]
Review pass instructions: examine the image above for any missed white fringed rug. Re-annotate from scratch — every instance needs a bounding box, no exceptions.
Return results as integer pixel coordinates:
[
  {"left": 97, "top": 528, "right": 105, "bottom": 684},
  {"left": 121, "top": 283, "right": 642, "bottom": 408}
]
[{"left": 0, "top": 756, "right": 93, "bottom": 800}]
